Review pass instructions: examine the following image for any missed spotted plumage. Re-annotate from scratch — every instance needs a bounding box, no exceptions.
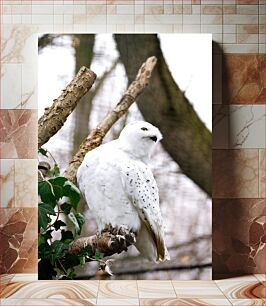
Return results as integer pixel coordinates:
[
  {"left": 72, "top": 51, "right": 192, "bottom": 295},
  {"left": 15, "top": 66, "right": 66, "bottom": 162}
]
[{"left": 77, "top": 121, "right": 170, "bottom": 262}]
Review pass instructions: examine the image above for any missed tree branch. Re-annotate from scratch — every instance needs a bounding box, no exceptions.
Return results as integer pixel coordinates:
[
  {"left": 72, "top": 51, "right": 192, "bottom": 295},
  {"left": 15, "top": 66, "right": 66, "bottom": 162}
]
[
  {"left": 38, "top": 66, "right": 96, "bottom": 148},
  {"left": 68, "top": 226, "right": 136, "bottom": 257},
  {"left": 64, "top": 56, "right": 157, "bottom": 183}
]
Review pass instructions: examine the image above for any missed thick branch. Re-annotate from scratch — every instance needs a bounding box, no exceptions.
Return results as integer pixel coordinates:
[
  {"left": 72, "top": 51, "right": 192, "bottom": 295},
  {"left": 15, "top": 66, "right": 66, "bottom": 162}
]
[
  {"left": 64, "top": 56, "right": 157, "bottom": 182},
  {"left": 38, "top": 66, "right": 96, "bottom": 148},
  {"left": 68, "top": 226, "right": 136, "bottom": 257}
]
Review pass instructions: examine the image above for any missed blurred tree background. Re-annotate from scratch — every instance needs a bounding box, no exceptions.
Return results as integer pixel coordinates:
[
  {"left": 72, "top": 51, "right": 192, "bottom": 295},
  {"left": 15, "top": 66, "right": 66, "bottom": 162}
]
[{"left": 38, "top": 34, "right": 211, "bottom": 280}]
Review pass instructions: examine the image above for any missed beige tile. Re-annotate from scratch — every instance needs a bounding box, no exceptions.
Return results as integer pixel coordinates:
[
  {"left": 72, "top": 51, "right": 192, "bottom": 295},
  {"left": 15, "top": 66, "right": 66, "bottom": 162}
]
[
  {"left": 183, "top": 14, "right": 200, "bottom": 24},
  {"left": 140, "top": 298, "right": 232, "bottom": 305},
  {"left": 1, "top": 64, "right": 22, "bottom": 109},
  {"left": 32, "top": 4, "right": 53, "bottom": 14},
  {"left": 173, "top": 4, "right": 182, "bottom": 14},
  {"left": 183, "top": 24, "right": 201, "bottom": 32},
  {"left": 96, "top": 299, "right": 139, "bottom": 305},
  {"left": 144, "top": 14, "right": 182, "bottom": 24},
  {"left": 229, "top": 105, "right": 265, "bottom": 149},
  {"left": 192, "top": 5, "right": 200, "bottom": 14},
  {"left": 11, "top": 5, "right": 31, "bottom": 14},
  {"left": 259, "top": 4, "right": 265, "bottom": 14},
  {"left": 223, "top": 4, "right": 237, "bottom": 14},
  {"left": 215, "top": 278, "right": 265, "bottom": 299},
  {"left": 237, "top": 4, "right": 259, "bottom": 14},
  {"left": 201, "top": 5, "right": 223, "bottom": 14},
  {"left": 116, "top": 4, "right": 134, "bottom": 14},
  {"left": 223, "top": 24, "right": 236, "bottom": 33},
  {"left": 0, "top": 160, "right": 15, "bottom": 208},
  {"left": 182, "top": 5, "right": 192, "bottom": 14},
  {"left": 32, "top": 15, "right": 54, "bottom": 24},
  {"left": 98, "top": 281, "right": 138, "bottom": 299},
  {"left": 229, "top": 300, "right": 266, "bottom": 305},
  {"left": 138, "top": 281, "right": 176, "bottom": 298},
  {"left": 223, "top": 43, "right": 258, "bottom": 53},
  {"left": 254, "top": 274, "right": 266, "bottom": 282},
  {"left": 215, "top": 276, "right": 258, "bottom": 284},
  {"left": 144, "top": 24, "right": 174, "bottom": 32},
  {"left": 11, "top": 274, "right": 38, "bottom": 282},
  {"left": 213, "top": 149, "right": 259, "bottom": 198},
  {"left": 1, "top": 281, "right": 99, "bottom": 299},
  {"left": 106, "top": 5, "right": 116, "bottom": 14},
  {"left": 73, "top": 5, "right": 86, "bottom": 14},
  {"left": 0, "top": 110, "right": 38, "bottom": 159},
  {"left": 107, "top": 14, "right": 134, "bottom": 24},
  {"left": 237, "top": 25, "right": 259, "bottom": 34},
  {"left": 135, "top": 15, "right": 144, "bottom": 24},
  {"left": 201, "top": 15, "right": 222, "bottom": 24},
  {"left": 144, "top": 5, "right": 164, "bottom": 14},
  {"left": 201, "top": 24, "right": 222, "bottom": 33},
  {"left": 237, "top": 33, "right": 258, "bottom": 44},
  {"left": 223, "top": 33, "right": 236, "bottom": 43},
  {"left": 223, "top": 14, "right": 258, "bottom": 25},
  {"left": 164, "top": 4, "right": 174, "bottom": 14},
  {"left": 0, "top": 274, "right": 14, "bottom": 287},
  {"left": 1, "top": 299, "right": 96, "bottom": 305},
  {"left": 172, "top": 281, "right": 225, "bottom": 298}
]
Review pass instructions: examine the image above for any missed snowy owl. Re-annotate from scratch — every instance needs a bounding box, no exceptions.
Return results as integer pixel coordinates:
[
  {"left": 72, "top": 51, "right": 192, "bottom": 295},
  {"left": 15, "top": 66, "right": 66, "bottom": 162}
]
[{"left": 77, "top": 121, "right": 170, "bottom": 262}]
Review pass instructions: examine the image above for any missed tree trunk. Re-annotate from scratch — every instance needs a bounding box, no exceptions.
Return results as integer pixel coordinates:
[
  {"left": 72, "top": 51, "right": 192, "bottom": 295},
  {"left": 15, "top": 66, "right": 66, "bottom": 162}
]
[
  {"left": 72, "top": 35, "right": 95, "bottom": 154},
  {"left": 115, "top": 34, "right": 211, "bottom": 196}
]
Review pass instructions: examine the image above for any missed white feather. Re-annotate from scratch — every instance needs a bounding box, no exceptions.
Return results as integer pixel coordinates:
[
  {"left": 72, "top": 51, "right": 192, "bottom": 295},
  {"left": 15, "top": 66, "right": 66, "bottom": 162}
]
[{"left": 77, "top": 121, "right": 170, "bottom": 262}]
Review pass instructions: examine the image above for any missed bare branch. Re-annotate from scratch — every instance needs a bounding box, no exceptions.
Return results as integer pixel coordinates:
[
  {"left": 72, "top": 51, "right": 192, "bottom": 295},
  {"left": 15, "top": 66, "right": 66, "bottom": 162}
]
[
  {"left": 38, "top": 66, "right": 96, "bottom": 148},
  {"left": 64, "top": 56, "right": 157, "bottom": 183}
]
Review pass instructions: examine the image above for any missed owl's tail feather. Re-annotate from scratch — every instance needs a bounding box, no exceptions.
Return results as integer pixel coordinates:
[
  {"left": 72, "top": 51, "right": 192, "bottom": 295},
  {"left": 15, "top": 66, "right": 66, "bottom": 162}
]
[
  {"left": 135, "top": 222, "right": 170, "bottom": 263},
  {"left": 155, "top": 231, "right": 170, "bottom": 262}
]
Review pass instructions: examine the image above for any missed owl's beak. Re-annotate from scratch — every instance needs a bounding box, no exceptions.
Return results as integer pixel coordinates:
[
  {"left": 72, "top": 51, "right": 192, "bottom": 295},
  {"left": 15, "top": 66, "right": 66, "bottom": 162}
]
[{"left": 150, "top": 136, "right": 157, "bottom": 142}]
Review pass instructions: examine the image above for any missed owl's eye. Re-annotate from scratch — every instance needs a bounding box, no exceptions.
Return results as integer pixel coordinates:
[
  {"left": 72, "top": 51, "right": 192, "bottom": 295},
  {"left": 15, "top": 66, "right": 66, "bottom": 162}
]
[{"left": 141, "top": 127, "right": 148, "bottom": 131}]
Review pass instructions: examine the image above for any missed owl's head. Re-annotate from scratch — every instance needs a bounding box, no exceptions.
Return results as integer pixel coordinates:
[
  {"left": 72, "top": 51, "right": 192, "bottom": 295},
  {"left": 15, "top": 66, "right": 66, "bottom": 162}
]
[{"left": 118, "top": 121, "right": 162, "bottom": 159}]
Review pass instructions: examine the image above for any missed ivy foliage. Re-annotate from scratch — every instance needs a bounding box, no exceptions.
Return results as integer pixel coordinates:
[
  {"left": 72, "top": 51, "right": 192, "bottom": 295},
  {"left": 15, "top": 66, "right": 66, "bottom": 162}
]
[{"left": 38, "top": 148, "right": 104, "bottom": 280}]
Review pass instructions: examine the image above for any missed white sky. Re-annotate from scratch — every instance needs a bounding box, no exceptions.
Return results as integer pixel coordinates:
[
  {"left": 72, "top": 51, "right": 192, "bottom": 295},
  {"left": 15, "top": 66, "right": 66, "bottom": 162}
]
[{"left": 38, "top": 34, "right": 212, "bottom": 130}]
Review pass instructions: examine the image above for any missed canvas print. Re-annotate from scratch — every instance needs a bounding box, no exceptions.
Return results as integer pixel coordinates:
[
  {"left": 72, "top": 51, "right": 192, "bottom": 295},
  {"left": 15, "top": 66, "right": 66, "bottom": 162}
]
[{"left": 38, "top": 34, "right": 212, "bottom": 280}]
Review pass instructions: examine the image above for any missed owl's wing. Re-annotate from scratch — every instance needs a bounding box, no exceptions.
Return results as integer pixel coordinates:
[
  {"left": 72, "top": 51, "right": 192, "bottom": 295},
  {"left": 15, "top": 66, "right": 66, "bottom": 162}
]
[{"left": 120, "top": 161, "right": 170, "bottom": 262}]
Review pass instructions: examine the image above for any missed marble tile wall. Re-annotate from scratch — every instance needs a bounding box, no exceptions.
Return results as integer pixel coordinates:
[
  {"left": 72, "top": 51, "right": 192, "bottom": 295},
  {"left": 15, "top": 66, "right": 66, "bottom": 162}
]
[{"left": 0, "top": 0, "right": 265, "bottom": 278}]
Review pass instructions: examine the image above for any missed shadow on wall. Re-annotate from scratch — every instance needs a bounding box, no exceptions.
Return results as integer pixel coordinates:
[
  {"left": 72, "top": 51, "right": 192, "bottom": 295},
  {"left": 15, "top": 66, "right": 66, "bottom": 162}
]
[{"left": 212, "top": 41, "right": 266, "bottom": 279}]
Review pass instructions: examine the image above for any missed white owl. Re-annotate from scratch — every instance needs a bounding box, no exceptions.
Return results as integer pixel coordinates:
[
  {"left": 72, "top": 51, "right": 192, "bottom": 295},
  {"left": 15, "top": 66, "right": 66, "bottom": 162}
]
[{"left": 77, "top": 121, "right": 170, "bottom": 262}]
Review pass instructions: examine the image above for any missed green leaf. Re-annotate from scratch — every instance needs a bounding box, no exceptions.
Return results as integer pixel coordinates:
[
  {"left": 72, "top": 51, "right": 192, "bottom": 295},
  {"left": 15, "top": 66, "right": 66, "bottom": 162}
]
[
  {"left": 38, "top": 259, "right": 57, "bottom": 280},
  {"left": 94, "top": 249, "right": 104, "bottom": 260},
  {"left": 38, "top": 181, "right": 57, "bottom": 205},
  {"left": 61, "top": 203, "right": 72, "bottom": 215},
  {"left": 75, "top": 213, "right": 85, "bottom": 230},
  {"left": 68, "top": 212, "right": 84, "bottom": 235},
  {"left": 67, "top": 212, "right": 80, "bottom": 235},
  {"left": 50, "top": 240, "right": 69, "bottom": 265},
  {"left": 49, "top": 177, "right": 68, "bottom": 199},
  {"left": 61, "top": 230, "right": 74, "bottom": 241},
  {"left": 38, "top": 203, "right": 55, "bottom": 230},
  {"left": 79, "top": 256, "right": 86, "bottom": 266},
  {"left": 63, "top": 181, "right": 81, "bottom": 210},
  {"left": 50, "top": 164, "right": 60, "bottom": 177},
  {"left": 38, "top": 241, "right": 52, "bottom": 259},
  {"left": 53, "top": 220, "right": 66, "bottom": 230},
  {"left": 38, "top": 148, "right": 48, "bottom": 157},
  {"left": 38, "top": 234, "right": 45, "bottom": 246},
  {"left": 80, "top": 244, "right": 93, "bottom": 257}
]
